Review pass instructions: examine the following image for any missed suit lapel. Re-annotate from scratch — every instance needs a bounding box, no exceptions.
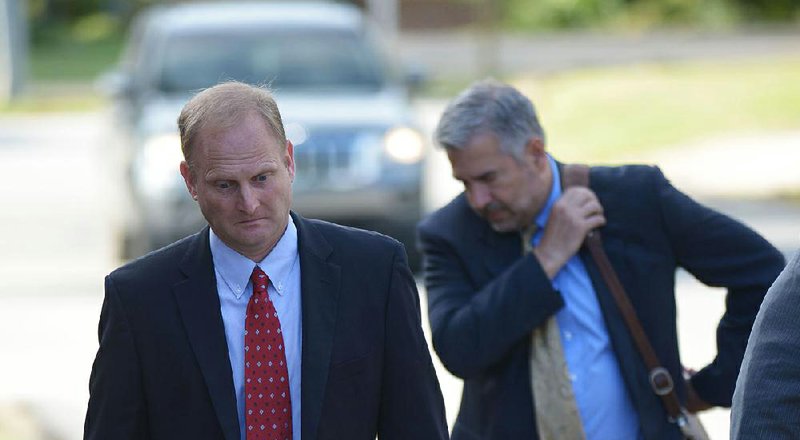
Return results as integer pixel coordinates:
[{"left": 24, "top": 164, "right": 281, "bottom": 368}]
[
  {"left": 293, "top": 213, "right": 341, "bottom": 440},
  {"left": 481, "top": 222, "right": 523, "bottom": 278},
  {"left": 173, "top": 229, "right": 240, "bottom": 440}
]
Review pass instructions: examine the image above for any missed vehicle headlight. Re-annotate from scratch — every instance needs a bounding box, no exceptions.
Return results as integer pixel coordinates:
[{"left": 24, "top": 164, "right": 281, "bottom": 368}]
[
  {"left": 383, "top": 126, "right": 424, "bottom": 164},
  {"left": 285, "top": 122, "right": 308, "bottom": 146},
  {"left": 135, "top": 133, "right": 184, "bottom": 198}
]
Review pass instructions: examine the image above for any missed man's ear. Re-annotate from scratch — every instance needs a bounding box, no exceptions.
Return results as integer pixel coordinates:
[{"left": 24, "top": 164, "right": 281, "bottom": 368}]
[
  {"left": 180, "top": 161, "right": 198, "bottom": 200},
  {"left": 285, "top": 140, "right": 295, "bottom": 181},
  {"left": 523, "top": 137, "right": 546, "bottom": 166}
]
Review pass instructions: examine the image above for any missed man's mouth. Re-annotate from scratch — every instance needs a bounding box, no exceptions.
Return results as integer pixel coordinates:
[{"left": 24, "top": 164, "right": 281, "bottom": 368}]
[
  {"left": 483, "top": 204, "right": 507, "bottom": 220},
  {"left": 487, "top": 209, "right": 506, "bottom": 221}
]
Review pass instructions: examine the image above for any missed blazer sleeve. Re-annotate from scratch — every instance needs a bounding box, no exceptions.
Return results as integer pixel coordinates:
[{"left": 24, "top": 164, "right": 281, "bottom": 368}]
[
  {"left": 84, "top": 275, "right": 150, "bottom": 440},
  {"left": 377, "top": 244, "right": 449, "bottom": 440},
  {"left": 417, "top": 223, "right": 564, "bottom": 379},
  {"left": 730, "top": 251, "right": 800, "bottom": 439},
  {"left": 652, "top": 168, "right": 785, "bottom": 406}
]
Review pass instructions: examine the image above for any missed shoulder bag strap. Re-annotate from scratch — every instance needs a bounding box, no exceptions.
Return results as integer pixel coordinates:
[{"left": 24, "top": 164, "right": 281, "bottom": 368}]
[{"left": 561, "top": 164, "right": 687, "bottom": 426}]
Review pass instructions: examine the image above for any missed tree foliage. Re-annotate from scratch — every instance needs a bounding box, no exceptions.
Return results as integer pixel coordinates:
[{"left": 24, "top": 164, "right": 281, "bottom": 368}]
[
  {"left": 28, "top": 0, "right": 165, "bottom": 43},
  {"left": 499, "top": 0, "right": 799, "bottom": 30},
  {"left": 27, "top": 0, "right": 800, "bottom": 43}
]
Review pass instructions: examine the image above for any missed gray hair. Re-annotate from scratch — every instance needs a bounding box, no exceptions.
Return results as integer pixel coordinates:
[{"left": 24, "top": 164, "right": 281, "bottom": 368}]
[
  {"left": 434, "top": 78, "right": 545, "bottom": 159},
  {"left": 178, "top": 81, "right": 286, "bottom": 168}
]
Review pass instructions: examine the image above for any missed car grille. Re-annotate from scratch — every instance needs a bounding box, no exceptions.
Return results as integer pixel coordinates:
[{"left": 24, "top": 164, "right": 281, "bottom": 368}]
[{"left": 292, "top": 128, "right": 382, "bottom": 190}]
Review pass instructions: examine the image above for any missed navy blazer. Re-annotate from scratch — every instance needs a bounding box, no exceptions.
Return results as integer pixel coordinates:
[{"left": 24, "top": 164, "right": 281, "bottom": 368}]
[
  {"left": 731, "top": 250, "right": 800, "bottom": 438},
  {"left": 85, "top": 212, "right": 448, "bottom": 440},
  {"left": 417, "top": 164, "right": 784, "bottom": 440}
]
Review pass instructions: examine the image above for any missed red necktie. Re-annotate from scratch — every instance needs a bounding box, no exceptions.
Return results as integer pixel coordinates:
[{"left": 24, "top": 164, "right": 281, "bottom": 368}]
[{"left": 245, "top": 267, "right": 292, "bottom": 440}]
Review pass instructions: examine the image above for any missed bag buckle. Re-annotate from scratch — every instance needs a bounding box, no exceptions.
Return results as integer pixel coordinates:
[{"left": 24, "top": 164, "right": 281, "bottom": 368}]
[{"left": 649, "top": 367, "right": 674, "bottom": 396}]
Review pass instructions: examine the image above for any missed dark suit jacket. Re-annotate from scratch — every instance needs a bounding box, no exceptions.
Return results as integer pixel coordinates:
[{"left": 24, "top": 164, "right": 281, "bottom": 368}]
[
  {"left": 417, "top": 164, "right": 784, "bottom": 440},
  {"left": 85, "top": 212, "right": 448, "bottom": 440},
  {"left": 730, "top": 250, "right": 800, "bottom": 439}
]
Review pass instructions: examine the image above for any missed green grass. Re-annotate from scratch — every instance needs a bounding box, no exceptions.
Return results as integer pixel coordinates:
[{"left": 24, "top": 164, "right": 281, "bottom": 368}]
[
  {"left": 0, "top": 35, "right": 121, "bottom": 113},
  {"left": 511, "top": 56, "right": 800, "bottom": 161},
  {"left": 30, "top": 34, "right": 123, "bottom": 82}
]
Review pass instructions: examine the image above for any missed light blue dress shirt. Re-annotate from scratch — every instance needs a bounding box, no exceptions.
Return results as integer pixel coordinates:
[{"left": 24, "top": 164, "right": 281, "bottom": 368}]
[
  {"left": 531, "top": 156, "right": 641, "bottom": 439},
  {"left": 210, "top": 217, "right": 302, "bottom": 440}
]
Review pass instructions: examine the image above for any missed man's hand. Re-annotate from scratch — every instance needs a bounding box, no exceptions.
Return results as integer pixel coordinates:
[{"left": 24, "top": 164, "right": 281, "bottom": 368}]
[
  {"left": 684, "top": 368, "right": 713, "bottom": 413},
  {"left": 533, "top": 187, "right": 605, "bottom": 279}
]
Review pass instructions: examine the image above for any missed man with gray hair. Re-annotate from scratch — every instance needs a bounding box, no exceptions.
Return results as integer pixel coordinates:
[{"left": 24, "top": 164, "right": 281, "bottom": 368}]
[
  {"left": 85, "top": 81, "right": 448, "bottom": 440},
  {"left": 417, "top": 79, "right": 784, "bottom": 439}
]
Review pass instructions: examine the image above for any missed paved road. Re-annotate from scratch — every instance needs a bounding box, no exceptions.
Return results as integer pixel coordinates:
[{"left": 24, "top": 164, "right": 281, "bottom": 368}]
[{"left": 0, "top": 112, "right": 116, "bottom": 440}]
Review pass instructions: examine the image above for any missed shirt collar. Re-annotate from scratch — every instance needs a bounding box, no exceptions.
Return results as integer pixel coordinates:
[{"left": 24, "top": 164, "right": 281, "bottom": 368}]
[
  {"left": 209, "top": 215, "right": 299, "bottom": 299},
  {"left": 534, "top": 154, "right": 561, "bottom": 231}
]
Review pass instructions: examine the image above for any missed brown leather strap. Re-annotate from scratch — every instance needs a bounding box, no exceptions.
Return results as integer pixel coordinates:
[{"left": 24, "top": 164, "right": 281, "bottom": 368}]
[
  {"left": 561, "top": 163, "right": 590, "bottom": 189},
  {"left": 561, "top": 164, "right": 684, "bottom": 422}
]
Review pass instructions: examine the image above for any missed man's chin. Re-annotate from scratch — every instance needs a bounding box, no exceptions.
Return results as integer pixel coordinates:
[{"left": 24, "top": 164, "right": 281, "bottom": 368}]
[
  {"left": 474, "top": 208, "right": 523, "bottom": 232},
  {"left": 488, "top": 219, "right": 518, "bottom": 233}
]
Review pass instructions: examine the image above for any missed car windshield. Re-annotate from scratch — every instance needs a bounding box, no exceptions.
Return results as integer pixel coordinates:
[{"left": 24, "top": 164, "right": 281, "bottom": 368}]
[{"left": 156, "top": 29, "right": 388, "bottom": 93}]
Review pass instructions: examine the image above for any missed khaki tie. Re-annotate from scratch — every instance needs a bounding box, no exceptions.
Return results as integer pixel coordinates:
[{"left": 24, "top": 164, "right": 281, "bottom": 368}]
[{"left": 522, "top": 226, "right": 585, "bottom": 440}]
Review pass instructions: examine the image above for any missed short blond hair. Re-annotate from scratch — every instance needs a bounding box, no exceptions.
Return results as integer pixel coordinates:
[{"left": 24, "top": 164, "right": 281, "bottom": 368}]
[{"left": 178, "top": 81, "right": 287, "bottom": 167}]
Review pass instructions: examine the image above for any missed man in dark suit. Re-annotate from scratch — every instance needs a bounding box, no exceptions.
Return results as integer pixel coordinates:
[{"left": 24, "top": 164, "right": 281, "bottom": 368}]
[
  {"left": 417, "top": 79, "right": 784, "bottom": 439},
  {"left": 731, "top": 250, "right": 800, "bottom": 438},
  {"left": 85, "top": 81, "right": 448, "bottom": 440}
]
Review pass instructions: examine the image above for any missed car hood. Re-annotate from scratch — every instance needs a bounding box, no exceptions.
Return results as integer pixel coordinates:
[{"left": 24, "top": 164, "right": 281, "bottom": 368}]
[
  {"left": 278, "top": 89, "right": 413, "bottom": 127},
  {"left": 137, "top": 87, "right": 414, "bottom": 137}
]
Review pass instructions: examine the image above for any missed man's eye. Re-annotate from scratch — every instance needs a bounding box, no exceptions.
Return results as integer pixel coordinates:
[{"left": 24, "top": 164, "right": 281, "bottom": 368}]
[
  {"left": 216, "top": 181, "right": 231, "bottom": 189},
  {"left": 255, "top": 174, "right": 268, "bottom": 182}
]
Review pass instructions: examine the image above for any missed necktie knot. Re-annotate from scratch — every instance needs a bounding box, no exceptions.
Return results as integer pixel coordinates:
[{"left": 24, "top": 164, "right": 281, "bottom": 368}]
[
  {"left": 250, "top": 266, "right": 270, "bottom": 296},
  {"left": 521, "top": 224, "right": 538, "bottom": 255}
]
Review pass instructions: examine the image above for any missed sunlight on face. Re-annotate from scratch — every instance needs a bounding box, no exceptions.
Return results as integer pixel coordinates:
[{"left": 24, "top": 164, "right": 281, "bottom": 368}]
[{"left": 181, "top": 112, "right": 295, "bottom": 261}]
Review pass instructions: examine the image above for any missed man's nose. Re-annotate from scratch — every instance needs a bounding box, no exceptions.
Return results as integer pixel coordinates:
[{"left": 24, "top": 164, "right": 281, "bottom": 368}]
[
  {"left": 238, "top": 185, "right": 259, "bottom": 214},
  {"left": 469, "top": 184, "right": 492, "bottom": 210}
]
